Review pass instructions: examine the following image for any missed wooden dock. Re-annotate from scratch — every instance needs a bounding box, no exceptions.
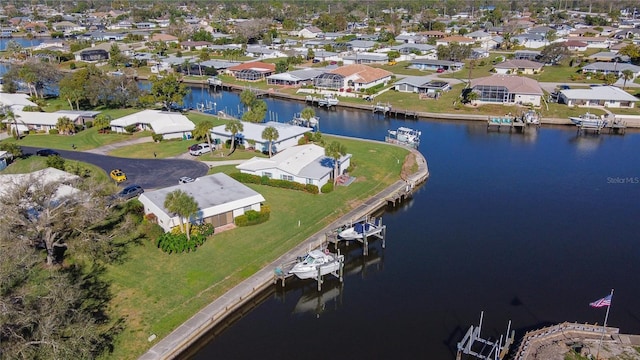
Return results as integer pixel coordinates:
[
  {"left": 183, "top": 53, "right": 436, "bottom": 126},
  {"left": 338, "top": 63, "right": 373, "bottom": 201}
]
[
  {"left": 487, "top": 116, "right": 528, "bottom": 133},
  {"left": 607, "top": 119, "right": 627, "bottom": 134}
]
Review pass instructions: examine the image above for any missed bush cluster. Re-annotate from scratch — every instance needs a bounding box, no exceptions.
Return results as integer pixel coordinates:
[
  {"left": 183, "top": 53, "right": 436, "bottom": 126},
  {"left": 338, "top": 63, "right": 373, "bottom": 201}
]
[
  {"left": 235, "top": 205, "right": 270, "bottom": 227},
  {"left": 49, "top": 129, "right": 59, "bottom": 134},
  {"left": 229, "top": 172, "right": 319, "bottom": 194},
  {"left": 156, "top": 232, "right": 206, "bottom": 254},
  {"left": 152, "top": 133, "right": 163, "bottom": 142},
  {"left": 321, "top": 182, "right": 334, "bottom": 193}
]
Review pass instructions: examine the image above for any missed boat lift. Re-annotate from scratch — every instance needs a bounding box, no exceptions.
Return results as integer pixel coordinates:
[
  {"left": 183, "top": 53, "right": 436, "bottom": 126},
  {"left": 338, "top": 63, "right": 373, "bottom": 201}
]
[
  {"left": 456, "top": 311, "right": 514, "bottom": 360},
  {"left": 274, "top": 248, "right": 344, "bottom": 291}
]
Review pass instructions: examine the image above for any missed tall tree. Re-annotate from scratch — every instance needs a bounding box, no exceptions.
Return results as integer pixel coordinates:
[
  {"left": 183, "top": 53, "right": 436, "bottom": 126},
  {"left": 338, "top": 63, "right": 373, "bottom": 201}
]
[
  {"left": 324, "top": 140, "right": 347, "bottom": 185},
  {"left": 148, "top": 73, "right": 189, "bottom": 111},
  {"left": 3, "top": 106, "right": 21, "bottom": 139},
  {"left": 240, "top": 89, "right": 256, "bottom": 112},
  {"left": 301, "top": 107, "right": 316, "bottom": 122},
  {"left": 193, "top": 120, "right": 215, "bottom": 155},
  {"left": 224, "top": 119, "right": 244, "bottom": 152},
  {"left": 621, "top": 69, "right": 634, "bottom": 89},
  {"left": 163, "top": 190, "right": 199, "bottom": 240},
  {"left": 241, "top": 99, "right": 267, "bottom": 123},
  {"left": 93, "top": 114, "right": 112, "bottom": 133},
  {"left": 261, "top": 126, "right": 279, "bottom": 158}
]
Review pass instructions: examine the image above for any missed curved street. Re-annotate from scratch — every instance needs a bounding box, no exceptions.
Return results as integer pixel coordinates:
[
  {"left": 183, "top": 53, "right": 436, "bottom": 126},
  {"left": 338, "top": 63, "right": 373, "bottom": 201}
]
[{"left": 21, "top": 146, "right": 209, "bottom": 190}]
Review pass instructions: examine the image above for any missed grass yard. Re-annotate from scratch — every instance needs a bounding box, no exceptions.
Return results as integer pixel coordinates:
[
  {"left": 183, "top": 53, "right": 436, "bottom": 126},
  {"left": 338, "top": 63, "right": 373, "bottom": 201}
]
[
  {"left": 104, "top": 136, "right": 409, "bottom": 359},
  {"left": 108, "top": 138, "right": 199, "bottom": 158},
  {"left": 1, "top": 155, "right": 113, "bottom": 186},
  {"left": 2, "top": 127, "right": 153, "bottom": 151}
]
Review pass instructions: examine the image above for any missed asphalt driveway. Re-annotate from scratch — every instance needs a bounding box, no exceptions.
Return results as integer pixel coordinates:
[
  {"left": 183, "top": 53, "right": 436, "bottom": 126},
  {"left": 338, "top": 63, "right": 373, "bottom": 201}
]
[{"left": 21, "top": 146, "right": 209, "bottom": 190}]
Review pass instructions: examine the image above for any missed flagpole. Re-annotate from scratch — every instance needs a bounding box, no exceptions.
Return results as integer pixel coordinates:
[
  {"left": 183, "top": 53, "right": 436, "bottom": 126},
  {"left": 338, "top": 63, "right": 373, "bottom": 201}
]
[{"left": 596, "top": 289, "right": 614, "bottom": 360}]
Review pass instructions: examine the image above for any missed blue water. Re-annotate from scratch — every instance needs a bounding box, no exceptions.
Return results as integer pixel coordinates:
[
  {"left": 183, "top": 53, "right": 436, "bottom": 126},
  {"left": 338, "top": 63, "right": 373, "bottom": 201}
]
[
  {"left": 176, "top": 86, "right": 640, "bottom": 360},
  {"left": 0, "top": 37, "right": 43, "bottom": 51}
]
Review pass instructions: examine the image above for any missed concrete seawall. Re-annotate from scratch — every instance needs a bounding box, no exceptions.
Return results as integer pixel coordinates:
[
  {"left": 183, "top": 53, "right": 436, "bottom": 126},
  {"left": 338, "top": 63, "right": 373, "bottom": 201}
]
[{"left": 140, "top": 145, "right": 429, "bottom": 360}]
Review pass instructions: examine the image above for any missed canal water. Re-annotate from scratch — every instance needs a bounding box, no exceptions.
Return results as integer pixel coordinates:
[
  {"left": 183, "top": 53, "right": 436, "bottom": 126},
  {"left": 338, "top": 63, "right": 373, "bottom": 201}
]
[{"left": 178, "top": 85, "right": 640, "bottom": 359}]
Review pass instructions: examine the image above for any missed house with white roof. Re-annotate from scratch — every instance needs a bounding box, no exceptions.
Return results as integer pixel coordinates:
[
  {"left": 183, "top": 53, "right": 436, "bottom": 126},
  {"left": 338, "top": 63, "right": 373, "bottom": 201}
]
[
  {"left": 298, "top": 26, "right": 323, "bottom": 38},
  {"left": 138, "top": 173, "right": 265, "bottom": 232},
  {"left": 236, "top": 144, "right": 351, "bottom": 188},
  {"left": 266, "top": 68, "right": 325, "bottom": 87},
  {"left": 0, "top": 92, "right": 37, "bottom": 110},
  {"left": 109, "top": 110, "right": 195, "bottom": 140},
  {"left": 210, "top": 121, "right": 309, "bottom": 154},
  {"left": 1, "top": 110, "right": 82, "bottom": 134},
  {"left": 581, "top": 62, "right": 640, "bottom": 79},
  {"left": 0, "top": 167, "right": 80, "bottom": 199},
  {"left": 558, "top": 86, "right": 638, "bottom": 108}
]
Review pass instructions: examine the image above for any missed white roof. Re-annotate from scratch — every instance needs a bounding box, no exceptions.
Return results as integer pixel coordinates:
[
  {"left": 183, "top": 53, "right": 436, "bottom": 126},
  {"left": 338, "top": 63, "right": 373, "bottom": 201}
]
[
  {"left": 211, "top": 121, "right": 309, "bottom": 142},
  {"left": 139, "top": 173, "right": 265, "bottom": 216},
  {"left": 110, "top": 110, "right": 195, "bottom": 134},
  {"left": 0, "top": 167, "right": 80, "bottom": 198},
  {"left": 0, "top": 92, "right": 37, "bottom": 110},
  {"left": 237, "top": 144, "right": 350, "bottom": 180},
  {"left": 7, "top": 110, "right": 71, "bottom": 126},
  {"left": 560, "top": 86, "right": 639, "bottom": 101}
]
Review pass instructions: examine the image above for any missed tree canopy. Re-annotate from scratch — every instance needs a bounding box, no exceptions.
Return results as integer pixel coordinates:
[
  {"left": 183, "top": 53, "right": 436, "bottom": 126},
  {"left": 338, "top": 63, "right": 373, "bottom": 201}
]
[
  {"left": 147, "top": 73, "right": 190, "bottom": 111},
  {"left": 261, "top": 126, "right": 279, "bottom": 158},
  {"left": 164, "top": 190, "right": 199, "bottom": 240},
  {"left": 325, "top": 141, "right": 347, "bottom": 185}
]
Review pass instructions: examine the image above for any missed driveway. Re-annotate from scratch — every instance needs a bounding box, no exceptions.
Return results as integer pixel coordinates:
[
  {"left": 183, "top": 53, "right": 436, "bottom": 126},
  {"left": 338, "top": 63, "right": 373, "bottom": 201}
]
[{"left": 21, "top": 146, "right": 209, "bottom": 190}]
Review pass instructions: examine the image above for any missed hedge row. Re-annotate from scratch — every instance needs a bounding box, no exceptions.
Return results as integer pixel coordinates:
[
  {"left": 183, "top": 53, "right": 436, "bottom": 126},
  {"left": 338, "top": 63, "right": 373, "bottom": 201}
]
[
  {"left": 235, "top": 205, "right": 271, "bottom": 227},
  {"left": 230, "top": 172, "right": 319, "bottom": 194}
]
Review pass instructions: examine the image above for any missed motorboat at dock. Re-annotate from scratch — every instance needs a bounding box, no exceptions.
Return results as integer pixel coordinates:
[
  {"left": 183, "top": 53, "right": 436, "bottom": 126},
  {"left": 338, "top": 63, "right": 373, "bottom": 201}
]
[
  {"left": 289, "top": 249, "right": 344, "bottom": 280},
  {"left": 385, "top": 127, "right": 421, "bottom": 148}
]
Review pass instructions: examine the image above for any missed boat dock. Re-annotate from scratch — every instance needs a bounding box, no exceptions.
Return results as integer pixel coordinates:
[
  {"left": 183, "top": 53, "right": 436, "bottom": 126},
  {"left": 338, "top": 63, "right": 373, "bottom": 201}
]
[
  {"left": 273, "top": 249, "right": 344, "bottom": 291},
  {"left": 326, "top": 216, "right": 386, "bottom": 256},
  {"left": 305, "top": 95, "right": 338, "bottom": 108},
  {"left": 456, "top": 311, "right": 514, "bottom": 360},
  {"left": 487, "top": 116, "right": 528, "bottom": 133},
  {"left": 139, "top": 145, "right": 429, "bottom": 360}
]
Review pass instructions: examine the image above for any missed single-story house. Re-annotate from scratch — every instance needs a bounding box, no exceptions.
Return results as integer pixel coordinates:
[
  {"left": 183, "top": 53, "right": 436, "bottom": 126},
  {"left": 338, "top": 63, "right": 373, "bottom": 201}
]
[
  {"left": 310, "top": 50, "right": 341, "bottom": 62},
  {"left": 581, "top": 62, "right": 640, "bottom": 78},
  {"left": 109, "top": 110, "right": 195, "bottom": 139},
  {"left": 225, "top": 61, "right": 276, "bottom": 82},
  {"left": 564, "top": 40, "right": 588, "bottom": 52},
  {"left": 0, "top": 92, "right": 37, "bottom": 110},
  {"left": 408, "top": 59, "right": 464, "bottom": 71},
  {"left": 138, "top": 173, "right": 266, "bottom": 232},
  {"left": 210, "top": 121, "right": 309, "bottom": 153},
  {"left": 1, "top": 110, "right": 81, "bottom": 133},
  {"left": 0, "top": 167, "right": 80, "bottom": 198},
  {"left": 245, "top": 45, "right": 287, "bottom": 59},
  {"left": 390, "top": 43, "right": 436, "bottom": 56},
  {"left": 74, "top": 48, "right": 109, "bottom": 62},
  {"left": 558, "top": 86, "right": 637, "bottom": 108},
  {"left": 313, "top": 64, "right": 392, "bottom": 91},
  {"left": 394, "top": 76, "right": 451, "bottom": 94},
  {"left": 514, "top": 50, "right": 541, "bottom": 61},
  {"left": 493, "top": 59, "right": 544, "bottom": 75},
  {"left": 298, "top": 26, "right": 323, "bottom": 39},
  {"left": 512, "top": 34, "right": 547, "bottom": 49},
  {"left": 587, "top": 52, "right": 631, "bottom": 63},
  {"left": 266, "top": 68, "right": 324, "bottom": 87},
  {"left": 54, "top": 110, "right": 101, "bottom": 126},
  {"left": 347, "top": 40, "right": 377, "bottom": 52},
  {"left": 435, "top": 36, "right": 475, "bottom": 46},
  {"left": 341, "top": 52, "right": 388, "bottom": 65},
  {"left": 180, "top": 41, "right": 212, "bottom": 51},
  {"left": 469, "top": 75, "right": 544, "bottom": 107},
  {"left": 236, "top": 143, "right": 351, "bottom": 189}
]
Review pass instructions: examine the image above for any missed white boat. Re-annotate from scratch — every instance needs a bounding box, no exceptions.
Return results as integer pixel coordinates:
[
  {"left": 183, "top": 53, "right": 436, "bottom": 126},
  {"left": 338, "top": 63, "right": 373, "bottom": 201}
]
[
  {"left": 291, "top": 112, "right": 319, "bottom": 128},
  {"left": 289, "top": 250, "right": 343, "bottom": 280},
  {"left": 569, "top": 112, "right": 607, "bottom": 128},
  {"left": 523, "top": 110, "right": 540, "bottom": 125},
  {"left": 338, "top": 218, "right": 384, "bottom": 241},
  {"left": 386, "top": 127, "right": 421, "bottom": 148},
  {"left": 317, "top": 94, "right": 339, "bottom": 107}
]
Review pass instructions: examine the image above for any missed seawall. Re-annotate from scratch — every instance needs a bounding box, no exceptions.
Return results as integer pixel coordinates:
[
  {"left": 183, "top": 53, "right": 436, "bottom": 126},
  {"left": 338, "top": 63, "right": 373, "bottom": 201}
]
[{"left": 139, "top": 145, "right": 429, "bottom": 360}]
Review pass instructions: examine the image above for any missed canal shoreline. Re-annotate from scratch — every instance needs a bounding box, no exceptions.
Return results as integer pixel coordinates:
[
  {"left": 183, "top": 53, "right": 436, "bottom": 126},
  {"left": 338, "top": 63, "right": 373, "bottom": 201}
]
[
  {"left": 139, "top": 146, "right": 429, "bottom": 360},
  {"left": 170, "top": 77, "right": 640, "bottom": 129}
]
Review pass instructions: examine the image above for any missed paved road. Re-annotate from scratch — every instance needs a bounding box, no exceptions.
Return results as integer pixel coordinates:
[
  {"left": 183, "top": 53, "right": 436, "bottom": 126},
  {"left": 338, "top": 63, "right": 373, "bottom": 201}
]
[{"left": 21, "top": 146, "right": 209, "bottom": 190}]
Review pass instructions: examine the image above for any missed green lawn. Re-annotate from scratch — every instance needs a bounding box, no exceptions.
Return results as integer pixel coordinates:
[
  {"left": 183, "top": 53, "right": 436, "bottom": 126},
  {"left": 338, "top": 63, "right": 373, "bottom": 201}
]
[
  {"left": 2, "top": 127, "right": 153, "bottom": 151},
  {"left": 1, "top": 156, "right": 114, "bottom": 186},
  {"left": 104, "top": 136, "right": 409, "bottom": 359},
  {"left": 108, "top": 138, "right": 198, "bottom": 158}
]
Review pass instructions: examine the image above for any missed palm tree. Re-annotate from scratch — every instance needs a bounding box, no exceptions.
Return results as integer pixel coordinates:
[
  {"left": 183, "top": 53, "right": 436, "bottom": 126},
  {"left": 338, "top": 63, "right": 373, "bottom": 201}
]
[
  {"left": 261, "top": 126, "right": 279, "bottom": 158},
  {"left": 621, "top": 69, "right": 634, "bottom": 89},
  {"left": 324, "top": 140, "right": 347, "bottom": 185},
  {"left": 193, "top": 120, "right": 215, "bottom": 155},
  {"left": 603, "top": 73, "right": 618, "bottom": 86},
  {"left": 4, "top": 107, "right": 21, "bottom": 139},
  {"left": 164, "top": 190, "right": 199, "bottom": 240},
  {"left": 224, "top": 119, "right": 244, "bottom": 153},
  {"left": 240, "top": 89, "right": 256, "bottom": 112},
  {"left": 93, "top": 114, "right": 112, "bottom": 134},
  {"left": 182, "top": 58, "right": 191, "bottom": 76},
  {"left": 301, "top": 107, "right": 315, "bottom": 122},
  {"left": 56, "top": 116, "right": 75, "bottom": 135}
]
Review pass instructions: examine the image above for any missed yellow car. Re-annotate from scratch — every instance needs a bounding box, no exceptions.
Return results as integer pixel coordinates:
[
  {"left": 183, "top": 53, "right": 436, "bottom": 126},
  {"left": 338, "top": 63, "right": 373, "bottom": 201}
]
[{"left": 110, "top": 169, "right": 127, "bottom": 183}]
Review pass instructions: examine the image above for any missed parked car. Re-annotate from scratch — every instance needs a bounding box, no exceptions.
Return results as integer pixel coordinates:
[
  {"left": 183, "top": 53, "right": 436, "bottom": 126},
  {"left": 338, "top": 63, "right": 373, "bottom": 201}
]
[
  {"left": 115, "top": 184, "right": 143, "bottom": 200},
  {"left": 110, "top": 169, "right": 127, "bottom": 183},
  {"left": 436, "top": 68, "right": 445, "bottom": 73},
  {"left": 189, "top": 143, "right": 211, "bottom": 156},
  {"left": 36, "top": 149, "right": 60, "bottom": 157},
  {"left": 559, "top": 84, "right": 571, "bottom": 90},
  {"left": 179, "top": 176, "right": 195, "bottom": 184}
]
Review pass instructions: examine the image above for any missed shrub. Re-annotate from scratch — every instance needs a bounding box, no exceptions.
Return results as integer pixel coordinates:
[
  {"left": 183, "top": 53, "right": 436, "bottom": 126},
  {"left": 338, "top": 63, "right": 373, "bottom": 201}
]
[
  {"left": 21, "top": 105, "right": 41, "bottom": 112},
  {"left": 321, "top": 182, "right": 334, "bottom": 193},
  {"left": 156, "top": 232, "right": 207, "bottom": 253},
  {"left": 70, "top": 62, "right": 76, "bottom": 69},
  {"left": 84, "top": 120, "right": 93, "bottom": 128},
  {"left": 235, "top": 205, "right": 270, "bottom": 227},
  {"left": 305, "top": 184, "right": 319, "bottom": 194},
  {"left": 124, "top": 124, "right": 138, "bottom": 133},
  {"left": 230, "top": 172, "right": 320, "bottom": 194},
  {"left": 152, "top": 133, "right": 163, "bottom": 142},
  {"left": 46, "top": 155, "right": 65, "bottom": 170},
  {"left": 48, "top": 128, "right": 59, "bottom": 135}
]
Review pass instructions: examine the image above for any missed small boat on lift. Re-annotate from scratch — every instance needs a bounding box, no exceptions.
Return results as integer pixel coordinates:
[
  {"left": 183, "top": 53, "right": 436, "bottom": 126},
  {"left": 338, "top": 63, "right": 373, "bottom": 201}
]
[
  {"left": 386, "top": 127, "right": 421, "bottom": 148},
  {"left": 289, "top": 250, "right": 343, "bottom": 280},
  {"left": 291, "top": 112, "right": 319, "bottom": 129},
  {"left": 522, "top": 110, "right": 540, "bottom": 125},
  {"left": 338, "top": 218, "right": 384, "bottom": 241},
  {"left": 569, "top": 112, "right": 607, "bottom": 127}
]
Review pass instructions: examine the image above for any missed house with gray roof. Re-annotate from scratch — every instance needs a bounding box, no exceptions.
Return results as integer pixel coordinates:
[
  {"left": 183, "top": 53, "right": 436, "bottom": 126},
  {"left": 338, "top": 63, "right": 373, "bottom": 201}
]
[
  {"left": 469, "top": 75, "right": 544, "bottom": 106},
  {"left": 267, "top": 68, "right": 325, "bottom": 87},
  {"left": 210, "top": 121, "right": 309, "bottom": 154},
  {"left": 493, "top": 59, "right": 544, "bottom": 75},
  {"left": 408, "top": 59, "right": 464, "bottom": 71},
  {"left": 559, "top": 86, "right": 638, "bottom": 108},
  {"left": 138, "top": 173, "right": 265, "bottom": 232},
  {"left": 342, "top": 52, "right": 387, "bottom": 65},
  {"left": 394, "top": 76, "right": 451, "bottom": 94},
  {"left": 347, "top": 40, "right": 377, "bottom": 52},
  {"left": 390, "top": 43, "right": 435, "bottom": 55},
  {"left": 236, "top": 144, "right": 351, "bottom": 189},
  {"left": 581, "top": 62, "right": 640, "bottom": 78}
]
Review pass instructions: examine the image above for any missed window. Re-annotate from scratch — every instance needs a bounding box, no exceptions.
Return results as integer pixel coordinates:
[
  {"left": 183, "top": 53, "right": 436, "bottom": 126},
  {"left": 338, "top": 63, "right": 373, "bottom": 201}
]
[
  {"left": 244, "top": 205, "right": 252, "bottom": 212},
  {"left": 263, "top": 172, "right": 272, "bottom": 178},
  {"left": 281, "top": 174, "right": 293, "bottom": 181},
  {"left": 306, "top": 178, "right": 314, "bottom": 185}
]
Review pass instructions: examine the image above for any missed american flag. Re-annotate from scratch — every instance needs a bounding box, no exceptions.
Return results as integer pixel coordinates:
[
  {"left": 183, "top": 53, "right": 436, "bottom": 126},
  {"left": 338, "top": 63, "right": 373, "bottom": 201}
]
[{"left": 590, "top": 294, "right": 612, "bottom": 308}]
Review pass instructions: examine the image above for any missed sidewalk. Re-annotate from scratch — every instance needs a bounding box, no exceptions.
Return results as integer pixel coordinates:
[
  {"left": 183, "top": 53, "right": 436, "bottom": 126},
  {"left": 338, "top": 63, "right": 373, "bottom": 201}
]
[{"left": 85, "top": 136, "right": 154, "bottom": 155}]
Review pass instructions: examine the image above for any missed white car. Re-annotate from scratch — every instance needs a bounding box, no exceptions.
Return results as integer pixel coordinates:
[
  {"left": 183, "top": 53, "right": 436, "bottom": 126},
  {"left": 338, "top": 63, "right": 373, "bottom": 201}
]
[
  {"left": 179, "top": 176, "right": 196, "bottom": 184},
  {"left": 189, "top": 143, "right": 211, "bottom": 156}
]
